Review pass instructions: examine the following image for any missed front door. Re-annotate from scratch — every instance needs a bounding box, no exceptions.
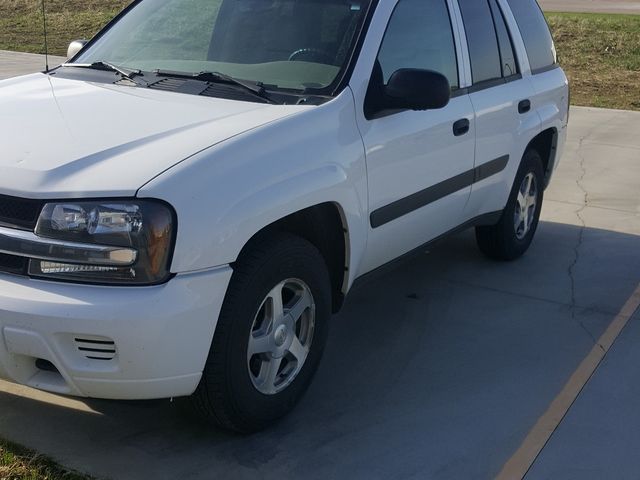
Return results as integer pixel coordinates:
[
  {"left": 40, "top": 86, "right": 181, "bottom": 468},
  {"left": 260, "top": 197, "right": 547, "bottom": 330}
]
[{"left": 354, "top": 0, "right": 476, "bottom": 274}]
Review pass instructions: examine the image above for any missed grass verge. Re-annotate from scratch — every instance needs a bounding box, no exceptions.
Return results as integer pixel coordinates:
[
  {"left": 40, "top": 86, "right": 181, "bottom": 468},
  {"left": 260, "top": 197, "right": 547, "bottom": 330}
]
[
  {"left": 546, "top": 12, "right": 640, "bottom": 110},
  {"left": 0, "top": 0, "right": 128, "bottom": 55},
  {"left": 1, "top": 439, "right": 90, "bottom": 480}
]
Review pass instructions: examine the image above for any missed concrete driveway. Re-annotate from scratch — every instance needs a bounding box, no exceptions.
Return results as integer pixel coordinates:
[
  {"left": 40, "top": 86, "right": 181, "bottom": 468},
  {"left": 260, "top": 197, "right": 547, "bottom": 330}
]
[
  {"left": 1, "top": 59, "right": 640, "bottom": 479},
  {"left": 0, "top": 50, "right": 66, "bottom": 80}
]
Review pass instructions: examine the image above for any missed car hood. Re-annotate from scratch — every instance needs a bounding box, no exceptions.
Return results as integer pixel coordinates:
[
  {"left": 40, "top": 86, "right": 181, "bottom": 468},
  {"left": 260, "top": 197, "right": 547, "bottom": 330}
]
[{"left": 0, "top": 73, "right": 309, "bottom": 198}]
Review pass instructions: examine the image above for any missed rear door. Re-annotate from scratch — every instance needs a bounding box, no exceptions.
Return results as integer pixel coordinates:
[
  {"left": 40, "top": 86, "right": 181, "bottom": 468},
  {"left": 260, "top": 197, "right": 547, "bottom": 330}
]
[
  {"left": 454, "top": 0, "right": 541, "bottom": 218},
  {"left": 505, "top": 0, "right": 569, "bottom": 177}
]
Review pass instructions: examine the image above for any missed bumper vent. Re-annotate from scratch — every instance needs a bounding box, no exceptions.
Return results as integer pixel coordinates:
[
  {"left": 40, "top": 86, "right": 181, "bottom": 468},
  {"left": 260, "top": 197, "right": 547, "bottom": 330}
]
[
  {"left": 0, "top": 253, "right": 27, "bottom": 275},
  {"left": 0, "top": 194, "right": 43, "bottom": 230},
  {"left": 74, "top": 336, "right": 117, "bottom": 361}
]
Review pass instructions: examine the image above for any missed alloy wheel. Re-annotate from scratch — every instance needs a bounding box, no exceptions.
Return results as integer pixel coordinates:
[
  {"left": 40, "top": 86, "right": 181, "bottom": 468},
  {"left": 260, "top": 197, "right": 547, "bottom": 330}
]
[
  {"left": 514, "top": 172, "right": 538, "bottom": 240},
  {"left": 247, "top": 279, "right": 316, "bottom": 395}
]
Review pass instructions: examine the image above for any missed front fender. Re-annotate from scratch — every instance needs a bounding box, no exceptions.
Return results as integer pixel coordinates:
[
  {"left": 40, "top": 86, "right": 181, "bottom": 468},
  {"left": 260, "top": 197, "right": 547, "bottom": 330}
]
[{"left": 138, "top": 90, "right": 368, "bottom": 289}]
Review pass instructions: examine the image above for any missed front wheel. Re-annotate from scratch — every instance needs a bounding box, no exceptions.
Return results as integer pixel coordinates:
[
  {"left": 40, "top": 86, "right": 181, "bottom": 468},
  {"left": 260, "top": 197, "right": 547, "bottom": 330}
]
[
  {"left": 475, "top": 149, "right": 545, "bottom": 261},
  {"left": 191, "top": 232, "right": 331, "bottom": 433}
]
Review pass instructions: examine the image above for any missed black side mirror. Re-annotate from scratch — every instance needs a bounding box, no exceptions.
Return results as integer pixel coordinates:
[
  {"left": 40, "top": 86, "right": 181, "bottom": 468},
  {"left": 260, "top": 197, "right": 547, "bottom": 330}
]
[{"left": 385, "top": 69, "right": 451, "bottom": 111}]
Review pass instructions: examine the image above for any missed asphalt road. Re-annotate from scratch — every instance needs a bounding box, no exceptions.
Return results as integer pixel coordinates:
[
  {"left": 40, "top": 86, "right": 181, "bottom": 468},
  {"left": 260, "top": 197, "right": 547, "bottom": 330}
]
[
  {"left": 539, "top": 0, "right": 640, "bottom": 13},
  {"left": 1, "top": 57, "right": 640, "bottom": 480}
]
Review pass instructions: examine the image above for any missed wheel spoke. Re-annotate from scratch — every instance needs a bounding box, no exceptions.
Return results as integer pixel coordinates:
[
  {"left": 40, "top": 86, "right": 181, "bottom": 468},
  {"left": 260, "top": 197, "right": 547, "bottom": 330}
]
[
  {"left": 267, "top": 283, "right": 285, "bottom": 323},
  {"left": 288, "top": 336, "right": 307, "bottom": 363},
  {"left": 522, "top": 208, "right": 530, "bottom": 233},
  {"left": 287, "top": 289, "right": 314, "bottom": 323},
  {"left": 248, "top": 333, "right": 272, "bottom": 357},
  {"left": 517, "top": 191, "right": 526, "bottom": 209},
  {"left": 524, "top": 174, "right": 533, "bottom": 195},
  {"left": 259, "top": 357, "right": 283, "bottom": 391},
  {"left": 514, "top": 208, "right": 523, "bottom": 228}
]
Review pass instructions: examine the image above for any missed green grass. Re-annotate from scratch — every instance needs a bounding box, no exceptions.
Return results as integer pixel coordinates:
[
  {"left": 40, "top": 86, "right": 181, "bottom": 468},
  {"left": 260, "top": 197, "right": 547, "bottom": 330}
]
[
  {"left": 546, "top": 12, "right": 640, "bottom": 110},
  {"left": 0, "top": 0, "right": 129, "bottom": 55},
  {"left": 0, "top": 439, "right": 90, "bottom": 480}
]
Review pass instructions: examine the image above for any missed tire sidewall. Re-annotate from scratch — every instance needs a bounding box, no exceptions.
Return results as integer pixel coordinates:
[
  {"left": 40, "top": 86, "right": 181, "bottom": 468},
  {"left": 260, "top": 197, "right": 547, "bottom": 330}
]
[{"left": 221, "top": 237, "right": 331, "bottom": 428}]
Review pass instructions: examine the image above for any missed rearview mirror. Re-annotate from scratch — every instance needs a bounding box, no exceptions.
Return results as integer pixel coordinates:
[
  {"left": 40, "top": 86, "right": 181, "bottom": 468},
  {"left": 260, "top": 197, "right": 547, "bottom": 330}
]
[
  {"left": 385, "top": 69, "right": 451, "bottom": 111},
  {"left": 67, "top": 40, "right": 88, "bottom": 60}
]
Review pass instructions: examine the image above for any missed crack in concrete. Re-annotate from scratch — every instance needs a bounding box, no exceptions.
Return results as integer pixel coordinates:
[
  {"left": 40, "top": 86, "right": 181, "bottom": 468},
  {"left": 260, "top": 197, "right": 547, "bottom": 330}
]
[
  {"left": 546, "top": 198, "right": 640, "bottom": 216},
  {"left": 442, "top": 277, "right": 617, "bottom": 317},
  {"left": 567, "top": 114, "right": 619, "bottom": 351}
]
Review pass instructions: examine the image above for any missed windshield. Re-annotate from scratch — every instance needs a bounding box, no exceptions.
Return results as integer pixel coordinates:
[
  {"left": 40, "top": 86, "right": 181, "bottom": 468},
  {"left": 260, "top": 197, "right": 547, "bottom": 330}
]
[{"left": 74, "top": 0, "right": 372, "bottom": 93}]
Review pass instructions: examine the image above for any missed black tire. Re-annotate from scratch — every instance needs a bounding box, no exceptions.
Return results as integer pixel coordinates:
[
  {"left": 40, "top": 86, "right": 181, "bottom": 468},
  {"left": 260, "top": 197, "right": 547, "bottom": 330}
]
[
  {"left": 475, "top": 149, "right": 545, "bottom": 261},
  {"left": 191, "top": 232, "right": 331, "bottom": 433}
]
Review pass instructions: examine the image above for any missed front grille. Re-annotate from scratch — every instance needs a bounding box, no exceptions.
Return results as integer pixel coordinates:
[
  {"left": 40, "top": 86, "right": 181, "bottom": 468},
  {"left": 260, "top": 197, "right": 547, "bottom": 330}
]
[
  {"left": 0, "top": 194, "right": 43, "bottom": 230},
  {"left": 0, "top": 253, "right": 28, "bottom": 275}
]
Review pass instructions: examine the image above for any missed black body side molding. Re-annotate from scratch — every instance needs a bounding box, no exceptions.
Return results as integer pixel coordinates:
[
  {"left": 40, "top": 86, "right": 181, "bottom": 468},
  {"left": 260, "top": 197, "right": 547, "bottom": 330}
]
[{"left": 370, "top": 155, "right": 509, "bottom": 228}]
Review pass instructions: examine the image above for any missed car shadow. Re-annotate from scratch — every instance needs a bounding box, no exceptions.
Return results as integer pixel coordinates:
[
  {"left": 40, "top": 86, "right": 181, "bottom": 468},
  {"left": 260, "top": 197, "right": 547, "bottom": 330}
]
[{"left": 1, "top": 221, "right": 639, "bottom": 480}]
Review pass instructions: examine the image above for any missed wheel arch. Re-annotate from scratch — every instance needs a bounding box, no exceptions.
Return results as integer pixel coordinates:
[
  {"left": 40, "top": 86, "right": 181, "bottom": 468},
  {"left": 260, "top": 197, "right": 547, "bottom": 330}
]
[
  {"left": 525, "top": 127, "right": 558, "bottom": 189},
  {"left": 235, "top": 202, "right": 350, "bottom": 314}
]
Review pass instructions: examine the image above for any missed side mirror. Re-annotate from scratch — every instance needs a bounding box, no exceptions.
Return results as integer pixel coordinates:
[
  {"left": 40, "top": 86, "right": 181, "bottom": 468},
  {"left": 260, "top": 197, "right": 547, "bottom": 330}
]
[
  {"left": 385, "top": 69, "right": 450, "bottom": 111},
  {"left": 67, "top": 40, "right": 88, "bottom": 60}
]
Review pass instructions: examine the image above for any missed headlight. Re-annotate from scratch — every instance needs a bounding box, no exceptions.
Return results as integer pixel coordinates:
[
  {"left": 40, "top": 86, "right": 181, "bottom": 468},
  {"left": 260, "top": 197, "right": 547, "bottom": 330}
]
[{"left": 29, "top": 200, "right": 175, "bottom": 285}]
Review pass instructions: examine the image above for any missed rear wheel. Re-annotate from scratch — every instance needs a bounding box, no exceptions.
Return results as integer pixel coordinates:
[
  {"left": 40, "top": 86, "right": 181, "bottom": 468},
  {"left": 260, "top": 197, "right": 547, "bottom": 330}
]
[
  {"left": 191, "top": 232, "right": 331, "bottom": 433},
  {"left": 475, "top": 149, "right": 544, "bottom": 260}
]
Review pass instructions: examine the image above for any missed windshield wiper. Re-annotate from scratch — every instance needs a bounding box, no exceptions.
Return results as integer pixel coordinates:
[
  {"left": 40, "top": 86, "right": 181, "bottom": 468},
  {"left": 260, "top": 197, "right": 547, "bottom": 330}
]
[
  {"left": 155, "top": 69, "right": 277, "bottom": 104},
  {"left": 62, "top": 61, "right": 148, "bottom": 86}
]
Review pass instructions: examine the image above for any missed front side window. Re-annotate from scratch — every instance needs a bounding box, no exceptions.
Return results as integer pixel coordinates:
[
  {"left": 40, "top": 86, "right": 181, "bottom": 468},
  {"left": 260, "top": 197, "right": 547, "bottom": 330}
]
[
  {"left": 74, "top": 0, "right": 373, "bottom": 92},
  {"left": 375, "top": 0, "right": 459, "bottom": 90}
]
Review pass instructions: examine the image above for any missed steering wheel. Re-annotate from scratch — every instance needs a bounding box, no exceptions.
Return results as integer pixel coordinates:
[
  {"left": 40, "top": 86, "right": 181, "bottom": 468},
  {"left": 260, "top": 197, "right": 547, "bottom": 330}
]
[{"left": 288, "top": 48, "right": 335, "bottom": 64}]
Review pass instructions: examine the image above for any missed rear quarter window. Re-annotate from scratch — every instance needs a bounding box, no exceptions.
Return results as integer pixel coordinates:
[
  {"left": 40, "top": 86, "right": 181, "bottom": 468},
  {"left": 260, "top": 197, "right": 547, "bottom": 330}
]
[{"left": 506, "top": 0, "right": 557, "bottom": 73}]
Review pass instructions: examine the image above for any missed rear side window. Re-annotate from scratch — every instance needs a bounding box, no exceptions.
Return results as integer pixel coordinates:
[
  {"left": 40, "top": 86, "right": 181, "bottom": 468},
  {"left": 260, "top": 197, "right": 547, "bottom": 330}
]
[
  {"left": 458, "top": 0, "right": 501, "bottom": 84},
  {"left": 488, "top": 0, "right": 518, "bottom": 77},
  {"left": 506, "top": 0, "right": 557, "bottom": 72}
]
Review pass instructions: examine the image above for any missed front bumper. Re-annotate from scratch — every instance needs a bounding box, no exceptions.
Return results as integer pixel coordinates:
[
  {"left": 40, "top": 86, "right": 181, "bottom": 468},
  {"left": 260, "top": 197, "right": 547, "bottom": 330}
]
[{"left": 0, "top": 266, "right": 232, "bottom": 399}]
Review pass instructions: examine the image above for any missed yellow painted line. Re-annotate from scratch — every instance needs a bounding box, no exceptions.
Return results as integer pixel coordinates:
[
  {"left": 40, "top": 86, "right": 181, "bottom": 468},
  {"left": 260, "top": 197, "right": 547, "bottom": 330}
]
[{"left": 496, "top": 282, "right": 640, "bottom": 480}]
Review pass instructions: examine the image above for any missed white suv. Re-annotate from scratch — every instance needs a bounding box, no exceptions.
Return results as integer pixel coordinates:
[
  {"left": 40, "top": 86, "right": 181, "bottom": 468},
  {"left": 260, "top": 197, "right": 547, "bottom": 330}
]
[{"left": 0, "top": 0, "right": 568, "bottom": 432}]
